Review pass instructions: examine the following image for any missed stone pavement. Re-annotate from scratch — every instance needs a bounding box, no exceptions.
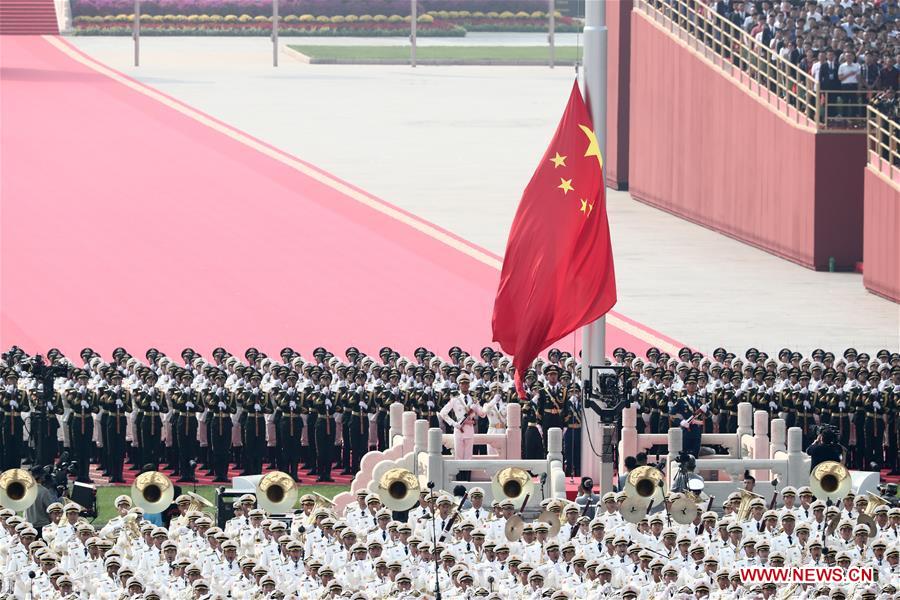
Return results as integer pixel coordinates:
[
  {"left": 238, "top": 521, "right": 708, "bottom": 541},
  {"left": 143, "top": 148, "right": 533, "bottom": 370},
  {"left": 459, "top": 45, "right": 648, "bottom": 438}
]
[{"left": 65, "top": 36, "right": 900, "bottom": 354}]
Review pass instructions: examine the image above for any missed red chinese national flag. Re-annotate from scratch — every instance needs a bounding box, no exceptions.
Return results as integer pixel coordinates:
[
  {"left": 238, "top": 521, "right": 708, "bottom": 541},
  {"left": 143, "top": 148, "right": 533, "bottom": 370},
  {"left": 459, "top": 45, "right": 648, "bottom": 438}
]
[{"left": 492, "top": 80, "right": 617, "bottom": 395}]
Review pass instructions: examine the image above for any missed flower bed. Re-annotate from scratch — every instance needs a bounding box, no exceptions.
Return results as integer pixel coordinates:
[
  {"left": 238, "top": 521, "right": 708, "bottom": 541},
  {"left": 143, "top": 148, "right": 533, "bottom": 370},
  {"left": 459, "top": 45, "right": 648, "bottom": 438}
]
[
  {"left": 70, "top": 2, "right": 580, "bottom": 35},
  {"left": 71, "top": 0, "right": 550, "bottom": 18},
  {"left": 72, "top": 16, "right": 466, "bottom": 36}
]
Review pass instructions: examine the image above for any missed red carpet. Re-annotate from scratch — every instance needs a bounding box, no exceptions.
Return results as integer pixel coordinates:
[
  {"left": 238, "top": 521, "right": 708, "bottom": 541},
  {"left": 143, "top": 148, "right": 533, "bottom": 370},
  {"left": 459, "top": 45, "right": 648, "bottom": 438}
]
[
  {"left": 89, "top": 461, "right": 352, "bottom": 488},
  {"left": 0, "top": 36, "right": 682, "bottom": 360}
]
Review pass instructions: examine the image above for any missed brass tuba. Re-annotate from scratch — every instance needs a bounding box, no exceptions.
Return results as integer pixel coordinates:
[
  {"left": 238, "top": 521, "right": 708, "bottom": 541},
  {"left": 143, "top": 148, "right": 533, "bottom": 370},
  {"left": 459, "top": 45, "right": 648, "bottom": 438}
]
[
  {"left": 624, "top": 466, "right": 666, "bottom": 505},
  {"left": 377, "top": 468, "right": 420, "bottom": 512},
  {"left": 0, "top": 468, "right": 38, "bottom": 511},
  {"left": 863, "top": 492, "right": 888, "bottom": 517},
  {"left": 735, "top": 489, "right": 765, "bottom": 522},
  {"left": 256, "top": 471, "right": 298, "bottom": 514},
  {"left": 491, "top": 467, "right": 533, "bottom": 504},
  {"left": 130, "top": 471, "right": 174, "bottom": 514},
  {"left": 809, "top": 461, "right": 851, "bottom": 502}
]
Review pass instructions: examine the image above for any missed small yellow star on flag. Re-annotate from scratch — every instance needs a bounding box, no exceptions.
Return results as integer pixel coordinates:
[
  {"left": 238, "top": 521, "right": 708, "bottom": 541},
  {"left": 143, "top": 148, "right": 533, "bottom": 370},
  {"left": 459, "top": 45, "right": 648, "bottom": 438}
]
[
  {"left": 558, "top": 178, "right": 574, "bottom": 195},
  {"left": 550, "top": 152, "right": 567, "bottom": 168},
  {"left": 579, "top": 198, "right": 594, "bottom": 216}
]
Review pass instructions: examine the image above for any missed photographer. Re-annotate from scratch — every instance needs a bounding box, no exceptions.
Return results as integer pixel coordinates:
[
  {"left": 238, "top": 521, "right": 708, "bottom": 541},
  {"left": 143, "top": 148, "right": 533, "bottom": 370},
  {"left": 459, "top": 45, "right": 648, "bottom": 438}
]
[
  {"left": 806, "top": 426, "right": 844, "bottom": 469},
  {"left": 24, "top": 466, "right": 59, "bottom": 538}
]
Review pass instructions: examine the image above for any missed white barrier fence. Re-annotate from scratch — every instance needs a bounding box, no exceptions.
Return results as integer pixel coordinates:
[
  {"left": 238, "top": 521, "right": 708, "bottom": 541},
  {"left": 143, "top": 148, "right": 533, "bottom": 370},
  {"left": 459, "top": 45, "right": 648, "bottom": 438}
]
[{"left": 332, "top": 402, "right": 565, "bottom": 515}]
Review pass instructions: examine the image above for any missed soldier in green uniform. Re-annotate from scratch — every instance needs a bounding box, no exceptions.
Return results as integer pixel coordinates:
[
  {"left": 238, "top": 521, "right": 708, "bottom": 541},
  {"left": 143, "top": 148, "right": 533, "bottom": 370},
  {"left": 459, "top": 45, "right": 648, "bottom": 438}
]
[
  {"left": 66, "top": 371, "right": 98, "bottom": 482},
  {"left": 205, "top": 371, "right": 234, "bottom": 483},
  {"left": 537, "top": 365, "right": 567, "bottom": 452},
  {"left": 275, "top": 371, "right": 304, "bottom": 481},
  {"left": 1, "top": 370, "right": 30, "bottom": 470},
  {"left": 30, "top": 370, "right": 64, "bottom": 468},
  {"left": 888, "top": 366, "right": 900, "bottom": 475},
  {"left": 99, "top": 371, "right": 131, "bottom": 483},
  {"left": 171, "top": 371, "right": 201, "bottom": 482},
  {"left": 137, "top": 370, "right": 167, "bottom": 471},
  {"left": 863, "top": 371, "right": 886, "bottom": 470},
  {"left": 522, "top": 383, "right": 544, "bottom": 460},
  {"left": 312, "top": 371, "right": 337, "bottom": 482},
  {"left": 240, "top": 371, "right": 270, "bottom": 476}
]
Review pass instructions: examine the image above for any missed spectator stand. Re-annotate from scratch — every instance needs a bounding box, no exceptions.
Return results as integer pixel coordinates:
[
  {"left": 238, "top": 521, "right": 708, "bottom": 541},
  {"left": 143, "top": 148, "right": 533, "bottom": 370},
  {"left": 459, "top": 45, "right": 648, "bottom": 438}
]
[
  {"left": 637, "top": 0, "right": 875, "bottom": 130},
  {"left": 867, "top": 103, "right": 900, "bottom": 179}
]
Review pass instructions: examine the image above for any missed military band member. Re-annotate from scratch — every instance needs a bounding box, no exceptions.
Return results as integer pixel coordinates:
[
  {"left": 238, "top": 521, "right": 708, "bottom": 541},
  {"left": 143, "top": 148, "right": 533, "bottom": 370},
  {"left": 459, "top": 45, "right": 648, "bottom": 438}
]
[
  {"left": 275, "top": 372, "right": 303, "bottom": 481},
  {"left": 240, "top": 371, "right": 271, "bottom": 476},
  {"left": 1, "top": 371, "right": 30, "bottom": 470},
  {"left": 137, "top": 370, "right": 168, "bottom": 470},
  {"left": 65, "top": 371, "right": 99, "bottom": 482},
  {"left": 99, "top": 371, "right": 131, "bottom": 483},
  {"left": 205, "top": 371, "right": 235, "bottom": 483}
]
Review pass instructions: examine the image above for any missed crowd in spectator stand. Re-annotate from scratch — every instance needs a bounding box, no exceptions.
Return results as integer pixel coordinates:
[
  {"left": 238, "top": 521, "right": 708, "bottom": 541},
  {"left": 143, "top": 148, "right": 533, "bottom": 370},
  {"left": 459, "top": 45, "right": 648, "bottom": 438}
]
[{"left": 665, "top": 0, "right": 900, "bottom": 126}]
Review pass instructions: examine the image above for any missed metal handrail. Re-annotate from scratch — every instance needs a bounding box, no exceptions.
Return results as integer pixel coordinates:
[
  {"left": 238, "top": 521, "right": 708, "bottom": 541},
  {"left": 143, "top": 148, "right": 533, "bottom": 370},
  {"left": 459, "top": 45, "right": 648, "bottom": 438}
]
[
  {"left": 635, "top": 0, "right": 870, "bottom": 131},
  {"left": 867, "top": 105, "right": 900, "bottom": 179}
]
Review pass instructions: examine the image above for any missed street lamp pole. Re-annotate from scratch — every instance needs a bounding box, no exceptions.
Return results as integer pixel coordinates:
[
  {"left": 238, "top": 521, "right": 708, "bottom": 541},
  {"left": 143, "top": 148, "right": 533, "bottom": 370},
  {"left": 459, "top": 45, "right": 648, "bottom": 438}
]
[
  {"left": 410, "top": 0, "right": 417, "bottom": 67},
  {"left": 272, "top": 0, "right": 279, "bottom": 67},
  {"left": 133, "top": 0, "right": 140, "bottom": 67}
]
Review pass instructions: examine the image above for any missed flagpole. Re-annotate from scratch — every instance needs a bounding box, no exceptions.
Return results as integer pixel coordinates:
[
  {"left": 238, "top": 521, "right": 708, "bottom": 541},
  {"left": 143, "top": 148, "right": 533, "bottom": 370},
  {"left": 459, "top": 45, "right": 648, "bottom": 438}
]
[{"left": 580, "top": 0, "right": 610, "bottom": 489}]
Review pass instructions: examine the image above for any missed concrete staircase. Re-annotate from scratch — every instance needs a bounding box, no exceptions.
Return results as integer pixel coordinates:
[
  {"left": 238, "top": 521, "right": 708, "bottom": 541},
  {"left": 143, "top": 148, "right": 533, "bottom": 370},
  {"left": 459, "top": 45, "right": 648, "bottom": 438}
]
[{"left": 0, "top": 0, "right": 59, "bottom": 35}]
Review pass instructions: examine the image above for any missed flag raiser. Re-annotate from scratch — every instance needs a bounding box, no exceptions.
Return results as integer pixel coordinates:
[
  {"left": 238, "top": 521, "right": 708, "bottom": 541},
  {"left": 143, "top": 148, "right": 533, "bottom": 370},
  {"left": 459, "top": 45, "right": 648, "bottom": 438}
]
[{"left": 491, "top": 80, "right": 617, "bottom": 396}]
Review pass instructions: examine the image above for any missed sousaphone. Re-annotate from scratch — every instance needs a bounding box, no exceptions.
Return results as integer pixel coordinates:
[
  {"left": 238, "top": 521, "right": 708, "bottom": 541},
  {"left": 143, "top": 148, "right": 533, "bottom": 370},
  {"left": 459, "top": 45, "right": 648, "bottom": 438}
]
[
  {"left": 256, "top": 471, "right": 298, "bottom": 514},
  {"left": 491, "top": 467, "right": 533, "bottom": 504},
  {"left": 131, "top": 471, "right": 174, "bottom": 514},
  {"left": 624, "top": 466, "right": 666, "bottom": 505},
  {"left": 0, "top": 469, "right": 37, "bottom": 512},
  {"left": 810, "top": 461, "right": 851, "bottom": 502},
  {"left": 377, "top": 468, "right": 420, "bottom": 512}
]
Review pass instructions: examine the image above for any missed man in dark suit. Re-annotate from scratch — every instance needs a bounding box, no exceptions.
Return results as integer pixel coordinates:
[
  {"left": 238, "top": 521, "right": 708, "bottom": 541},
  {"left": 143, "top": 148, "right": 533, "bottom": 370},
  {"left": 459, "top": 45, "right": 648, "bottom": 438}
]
[{"left": 819, "top": 49, "right": 841, "bottom": 119}]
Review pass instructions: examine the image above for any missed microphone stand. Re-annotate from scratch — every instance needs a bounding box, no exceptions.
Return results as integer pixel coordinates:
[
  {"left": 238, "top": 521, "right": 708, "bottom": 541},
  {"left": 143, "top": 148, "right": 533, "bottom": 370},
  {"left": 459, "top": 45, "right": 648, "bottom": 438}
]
[{"left": 428, "top": 481, "right": 442, "bottom": 600}]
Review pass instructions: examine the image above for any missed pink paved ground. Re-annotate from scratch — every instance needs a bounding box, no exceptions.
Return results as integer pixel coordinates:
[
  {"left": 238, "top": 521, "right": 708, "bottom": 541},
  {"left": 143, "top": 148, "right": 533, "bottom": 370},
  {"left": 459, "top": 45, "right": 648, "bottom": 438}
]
[{"left": 0, "top": 36, "right": 682, "bottom": 360}]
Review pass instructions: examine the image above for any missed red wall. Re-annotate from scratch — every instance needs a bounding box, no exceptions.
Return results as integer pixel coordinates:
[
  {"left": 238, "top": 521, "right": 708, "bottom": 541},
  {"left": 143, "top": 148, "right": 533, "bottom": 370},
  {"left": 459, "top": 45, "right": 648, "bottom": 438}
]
[
  {"left": 627, "top": 11, "right": 864, "bottom": 270},
  {"left": 863, "top": 169, "right": 900, "bottom": 302},
  {"left": 605, "top": 0, "right": 632, "bottom": 190}
]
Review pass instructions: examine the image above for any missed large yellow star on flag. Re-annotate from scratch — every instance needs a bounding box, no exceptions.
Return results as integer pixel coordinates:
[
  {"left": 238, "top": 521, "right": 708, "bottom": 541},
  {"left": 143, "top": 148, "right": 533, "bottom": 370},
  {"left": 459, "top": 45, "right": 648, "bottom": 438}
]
[
  {"left": 578, "top": 124, "right": 604, "bottom": 169},
  {"left": 550, "top": 152, "right": 567, "bottom": 168},
  {"left": 558, "top": 178, "right": 574, "bottom": 195}
]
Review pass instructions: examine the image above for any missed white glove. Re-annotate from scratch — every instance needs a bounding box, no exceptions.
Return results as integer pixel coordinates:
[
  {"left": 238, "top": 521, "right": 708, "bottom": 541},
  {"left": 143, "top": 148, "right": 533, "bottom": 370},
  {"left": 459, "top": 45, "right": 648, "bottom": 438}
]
[
  {"left": 700, "top": 403, "right": 709, "bottom": 413},
  {"left": 724, "top": 383, "right": 732, "bottom": 390},
  {"left": 631, "top": 389, "right": 638, "bottom": 397},
  {"left": 426, "top": 401, "right": 435, "bottom": 409},
  {"left": 679, "top": 419, "right": 690, "bottom": 428},
  {"left": 325, "top": 399, "right": 332, "bottom": 410},
  {"left": 80, "top": 400, "right": 89, "bottom": 409},
  {"left": 218, "top": 402, "right": 227, "bottom": 410},
  {"left": 803, "top": 401, "right": 811, "bottom": 409},
  {"left": 150, "top": 401, "right": 160, "bottom": 410},
  {"left": 667, "top": 401, "right": 674, "bottom": 410},
  {"left": 46, "top": 402, "right": 53, "bottom": 411},
  {"left": 769, "top": 401, "right": 778, "bottom": 410},
  {"left": 873, "top": 401, "right": 881, "bottom": 410},
  {"left": 425, "top": 386, "right": 432, "bottom": 393},
  {"left": 838, "top": 401, "right": 846, "bottom": 410},
  {"left": 185, "top": 402, "right": 194, "bottom": 410},
  {"left": 254, "top": 403, "right": 261, "bottom": 411},
  {"left": 359, "top": 402, "right": 368, "bottom": 411},
  {"left": 116, "top": 399, "right": 123, "bottom": 408},
  {"left": 314, "top": 385, "right": 321, "bottom": 392},
  {"left": 735, "top": 389, "right": 743, "bottom": 397},
  {"left": 9, "top": 400, "right": 18, "bottom": 409},
  {"left": 350, "top": 384, "right": 357, "bottom": 392},
  {"left": 289, "top": 401, "right": 296, "bottom": 410}
]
